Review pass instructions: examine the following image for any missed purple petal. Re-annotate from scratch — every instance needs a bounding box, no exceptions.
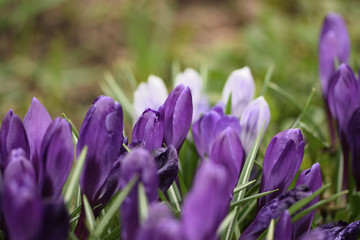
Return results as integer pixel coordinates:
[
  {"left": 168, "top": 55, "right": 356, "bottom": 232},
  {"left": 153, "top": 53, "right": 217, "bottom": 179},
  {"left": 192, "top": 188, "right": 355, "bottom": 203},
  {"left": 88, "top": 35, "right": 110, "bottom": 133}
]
[
  {"left": 152, "top": 146, "right": 179, "bottom": 193},
  {"left": 182, "top": 162, "right": 229, "bottom": 240},
  {"left": 0, "top": 110, "right": 30, "bottom": 169},
  {"left": 275, "top": 210, "right": 292, "bottom": 240},
  {"left": 23, "top": 97, "right": 52, "bottom": 166},
  {"left": 119, "top": 149, "right": 158, "bottom": 240},
  {"left": 293, "top": 163, "right": 322, "bottom": 238},
  {"left": 258, "top": 129, "right": 305, "bottom": 209},
  {"left": 39, "top": 118, "right": 74, "bottom": 199},
  {"left": 241, "top": 185, "right": 312, "bottom": 240},
  {"left": 221, "top": 67, "right": 255, "bottom": 118},
  {"left": 240, "top": 96, "right": 270, "bottom": 155},
  {"left": 327, "top": 64, "right": 359, "bottom": 137},
  {"left": 319, "top": 13, "right": 350, "bottom": 97},
  {"left": 210, "top": 127, "right": 244, "bottom": 196},
  {"left": 3, "top": 151, "right": 43, "bottom": 240},
  {"left": 132, "top": 108, "right": 164, "bottom": 151},
  {"left": 162, "top": 84, "right": 193, "bottom": 151},
  {"left": 78, "top": 96, "right": 124, "bottom": 205},
  {"left": 315, "top": 220, "right": 360, "bottom": 240},
  {"left": 346, "top": 108, "right": 360, "bottom": 189},
  {"left": 136, "top": 203, "right": 182, "bottom": 240}
]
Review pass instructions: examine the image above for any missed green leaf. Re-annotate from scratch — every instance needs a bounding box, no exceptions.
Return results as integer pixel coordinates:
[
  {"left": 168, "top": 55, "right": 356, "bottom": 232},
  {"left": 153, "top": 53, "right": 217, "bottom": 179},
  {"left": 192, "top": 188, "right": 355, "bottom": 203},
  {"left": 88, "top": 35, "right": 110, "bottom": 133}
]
[
  {"left": 62, "top": 113, "right": 79, "bottom": 140},
  {"left": 167, "top": 183, "right": 182, "bottom": 213},
  {"left": 290, "top": 87, "right": 316, "bottom": 128},
  {"left": 232, "top": 180, "right": 256, "bottom": 194},
  {"left": 292, "top": 190, "right": 348, "bottom": 222},
  {"left": 288, "top": 183, "right": 331, "bottom": 215},
  {"left": 266, "top": 219, "right": 275, "bottom": 240},
  {"left": 225, "top": 93, "right": 232, "bottom": 115},
  {"left": 138, "top": 182, "right": 149, "bottom": 224},
  {"left": 268, "top": 82, "right": 302, "bottom": 111},
  {"left": 230, "top": 188, "right": 278, "bottom": 207},
  {"left": 93, "top": 175, "right": 138, "bottom": 237},
  {"left": 260, "top": 64, "right": 274, "bottom": 96},
  {"left": 102, "top": 226, "right": 121, "bottom": 240},
  {"left": 83, "top": 195, "right": 96, "bottom": 232},
  {"left": 63, "top": 146, "right": 87, "bottom": 206},
  {"left": 158, "top": 189, "right": 173, "bottom": 210}
]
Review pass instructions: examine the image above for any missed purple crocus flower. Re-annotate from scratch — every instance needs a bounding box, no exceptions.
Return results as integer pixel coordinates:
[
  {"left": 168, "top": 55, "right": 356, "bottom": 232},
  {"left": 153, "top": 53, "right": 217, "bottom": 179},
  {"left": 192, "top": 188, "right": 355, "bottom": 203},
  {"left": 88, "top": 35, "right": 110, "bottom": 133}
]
[
  {"left": 221, "top": 67, "right": 255, "bottom": 118},
  {"left": 346, "top": 108, "right": 360, "bottom": 189},
  {"left": 23, "top": 97, "right": 52, "bottom": 172},
  {"left": 319, "top": 13, "right": 350, "bottom": 99},
  {"left": 77, "top": 96, "right": 124, "bottom": 206},
  {"left": 275, "top": 210, "right": 292, "bottom": 240},
  {"left": 181, "top": 162, "right": 229, "bottom": 240},
  {"left": 258, "top": 129, "right": 305, "bottom": 209},
  {"left": 136, "top": 203, "right": 182, "bottom": 240},
  {"left": 0, "top": 110, "right": 30, "bottom": 169},
  {"left": 239, "top": 96, "right": 270, "bottom": 155},
  {"left": 160, "top": 84, "right": 193, "bottom": 151},
  {"left": 3, "top": 149, "right": 69, "bottom": 240},
  {"left": 192, "top": 107, "right": 240, "bottom": 159},
  {"left": 38, "top": 117, "right": 74, "bottom": 199},
  {"left": 327, "top": 64, "right": 360, "bottom": 139},
  {"left": 293, "top": 162, "right": 322, "bottom": 238},
  {"left": 132, "top": 108, "right": 164, "bottom": 151},
  {"left": 152, "top": 146, "right": 178, "bottom": 193},
  {"left": 210, "top": 127, "right": 244, "bottom": 196},
  {"left": 301, "top": 221, "right": 360, "bottom": 240},
  {"left": 119, "top": 149, "right": 158, "bottom": 240},
  {"left": 240, "top": 185, "right": 312, "bottom": 240}
]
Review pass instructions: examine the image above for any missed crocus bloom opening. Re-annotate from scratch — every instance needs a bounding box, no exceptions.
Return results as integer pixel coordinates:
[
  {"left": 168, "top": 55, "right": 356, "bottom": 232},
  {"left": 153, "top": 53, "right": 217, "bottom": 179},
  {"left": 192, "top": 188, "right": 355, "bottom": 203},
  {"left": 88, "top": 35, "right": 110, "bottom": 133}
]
[
  {"left": 132, "top": 108, "right": 164, "bottom": 151},
  {"left": 221, "top": 67, "right": 255, "bottom": 118},
  {"left": 258, "top": 128, "right": 305, "bottom": 209}
]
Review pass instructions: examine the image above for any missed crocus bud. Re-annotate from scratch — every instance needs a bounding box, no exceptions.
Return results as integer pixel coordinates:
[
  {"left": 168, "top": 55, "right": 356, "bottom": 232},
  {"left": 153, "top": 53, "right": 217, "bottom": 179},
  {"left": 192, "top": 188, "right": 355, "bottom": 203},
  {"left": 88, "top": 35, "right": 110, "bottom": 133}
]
[
  {"left": 136, "top": 203, "right": 182, "bottom": 240},
  {"left": 241, "top": 185, "right": 312, "bottom": 240},
  {"left": 327, "top": 64, "right": 359, "bottom": 138},
  {"left": 319, "top": 13, "right": 350, "bottom": 98},
  {"left": 192, "top": 107, "right": 240, "bottom": 159},
  {"left": 78, "top": 96, "right": 124, "bottom": 205},
  {"left": 132, "top": 109, "right": 164, "bottom": 151},
  {"left": 161, "top": 84, "right": 193, "bottom": 151},
  {"left": 210, "top": 127, "right": 244, "bottom": 196},
  {"left": 346, "top": 108, "right": 360, "bottom": 189},
  {"left": 134, "top": 75, "right": 168, "bottom": 122},
  {"left": 3, "top": 149, "right": 42, "bottom": 240},
  {"left": 181, "top": 162, "right": 229, "bottom": 240},
  {"left": 175, "top": 68, "right": 209, "bottom": 122},
  {"left": 38, "top": 118, "right": 74, "bottom": 199},
  {"left": 293, "top": 163, "right": 322, "bottom": 238},
  {"left": 240, "top": 96, "right": 270, "bottom": 155},
  {"left": 275, "top": 210, "right": 292, "bottom": 240},
  {"left": 258, "top": 129, "right": 305, "bottom": 209},
  {"left": 0, "top": 110, "right": 30, "bottom": 169},
  {"left": 23, "top": 97, "right": 52, "bottom": 168},
  {"left": 119, "top": 149, "right": 158, "bottom": 240},
  {"left": 221, "top": 67, "right": 255, "bottom": 118},
  {"left": 152, "top": 146, "right": 179, "bottom": 193}
]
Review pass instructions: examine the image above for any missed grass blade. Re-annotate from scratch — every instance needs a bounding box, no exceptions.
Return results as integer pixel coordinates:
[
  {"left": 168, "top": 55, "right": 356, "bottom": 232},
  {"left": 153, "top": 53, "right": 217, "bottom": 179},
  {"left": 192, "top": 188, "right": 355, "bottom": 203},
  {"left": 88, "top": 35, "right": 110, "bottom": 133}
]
[
  {"left": 63, "top": 146, "right": 87, "bottom": 206},
  {"left": 260, "top": 64, "right": 274, "bottom": 96},
  {"left": 138, "top": 183, "right": 149, "bottom": 224},
  {"left": 232, "top": 180, "right": 256, "bottom": 194},
  {"left": 62, "top": 113, "right": 79, "bottom": 140},
  {"left": 83, "top": 195, "right": 96, "bottom": 233},
  {"left": 268, "top": 82, "right": 302, "bottom": 111},
  {"left": 266, "top": 219, "right": 275, "bottom": 240},
  {"left": 290, "top": 87, "right": 316, "bottom": 128},
  {"left": 230, "top": 189, "right": 278, "bottom": 207}
]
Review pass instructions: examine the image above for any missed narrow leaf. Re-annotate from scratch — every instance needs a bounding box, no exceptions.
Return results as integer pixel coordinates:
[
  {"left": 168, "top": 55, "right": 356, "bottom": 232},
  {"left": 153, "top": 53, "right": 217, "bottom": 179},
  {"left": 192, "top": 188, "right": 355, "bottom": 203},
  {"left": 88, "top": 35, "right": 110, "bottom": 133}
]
[
  {"left": 225, "top": 93, "right": 232, "bottom": 115},
  {"left": 138, "top": 182, "right": 149, "bottom": 224},
  {"left": 83, "top": 195, "right": 96, "bottom": 232},
  {"left": 232, "top": 180, "right": 256, "bottom": 194},
  {"left": 230, "top": 189, "right": 279, "bottom": 207},
  {"left": 266, "top": 219, "right": 275, "bottom": 240}
]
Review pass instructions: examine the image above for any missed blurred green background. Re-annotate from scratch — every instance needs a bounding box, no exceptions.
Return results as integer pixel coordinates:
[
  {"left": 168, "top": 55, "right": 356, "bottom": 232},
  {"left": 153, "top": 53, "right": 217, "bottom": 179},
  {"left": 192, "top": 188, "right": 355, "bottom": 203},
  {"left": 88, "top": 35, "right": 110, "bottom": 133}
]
[{"left": 1, "top": 0, "right": 360, "bottom": 138}]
